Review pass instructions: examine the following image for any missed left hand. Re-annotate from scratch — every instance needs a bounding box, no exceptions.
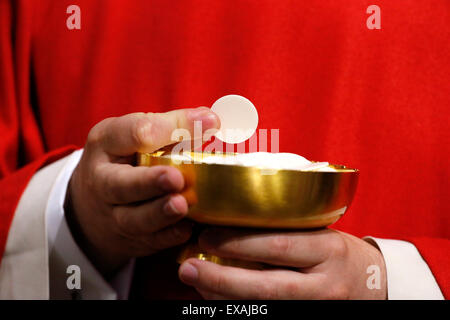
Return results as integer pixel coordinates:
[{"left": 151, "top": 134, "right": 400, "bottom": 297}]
[{"left": 178, "top": 228, "right": 387, "bottom": 299}]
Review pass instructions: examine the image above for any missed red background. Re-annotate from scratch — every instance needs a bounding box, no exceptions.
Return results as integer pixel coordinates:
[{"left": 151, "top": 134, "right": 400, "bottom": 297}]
[{"left": 1, "top": 0, "right": 449, "bottom": 297}]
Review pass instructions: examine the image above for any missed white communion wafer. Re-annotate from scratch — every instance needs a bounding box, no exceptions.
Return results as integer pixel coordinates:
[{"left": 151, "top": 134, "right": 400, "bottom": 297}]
[
  {"left": 197, "top": 152, "right": 337, "bottom": 172},
  {"left": 233, "top": 152, "right": 311, "bottom": 171},
  {"left": 201, "top": 154, "right": 237, "bottom": 165},
  {"left": 300, "top": 162, "right": 333, "bottom": 172},
  {"left": 163, "top": 152, "right": 193, "bottom": 164},
  {"left": 211, "top": 95, "right": 259, "bottom": 144},
  {"left": 166, "top": 151, "right": 336, "bottom": 172}
]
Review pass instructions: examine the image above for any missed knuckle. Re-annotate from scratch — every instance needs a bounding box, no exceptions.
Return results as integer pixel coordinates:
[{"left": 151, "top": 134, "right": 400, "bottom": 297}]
[
  {"left": 328, "top": 234, "right": 348, "bottom": 258},
  {"left": 283, "top": 281, "right": 301, "bottom": 299},
  {"left": 152, "top": 225, "right": 190, "bottom": 249},
  {"left": 85, "top": 168, "right": 96, "bottom": 190},
  {"left": 254, "top": 281, "right": 276, "bottom": 300},
  {"left": 102, "top": 167, "right": 131, "bottom": 203},
  {"left": 326, "top": 283, "right": 350, "bottom": 300},
  {"left": 131, "top": 116, "right": 152, "bottom": 148},
  {"left": 211, "top": 274, "right": 228, "bottom": 293},
  {"left": 111, "top": 206, "right": 128, "bottom": 231},
  {"left": 224, "top": 237, "right": 243, "bottom": 254},
  {"left": 268, "top": 235, "right": 292, "bottom": 259},
  {"left": 104, "top": 174, "right": 124, "bottom": 203},
  {"left": 90, "top": 164, "right": 104, "bottom": 188},
  {"left": 86, "top": 117, "right": 114, "bottom": 147},
  {"left": 86, "top": 127, "right": 102, "bottom": 147}
]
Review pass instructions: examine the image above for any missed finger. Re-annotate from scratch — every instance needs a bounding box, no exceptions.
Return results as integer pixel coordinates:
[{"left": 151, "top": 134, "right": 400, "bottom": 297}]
[
  {"left": 113, "top": 194, "right": 189, "bottom": 235},
  {"left": 178, "top": 259, "right": 322, "bottom": 300},
  {"left": 90, "top": 108, "right": 220, "bottom": 156},
  {"left": 144, "top": 219, "right": 193, "bottom": 251},
  {"left": 198, "top": 228, "right": 338, "bottom": 268},
  {"left": 96, "top": 164, "right": 184, "bottom": 204},
  {"left": 195, "top": 288, "right": 228, "bottom": 300}
]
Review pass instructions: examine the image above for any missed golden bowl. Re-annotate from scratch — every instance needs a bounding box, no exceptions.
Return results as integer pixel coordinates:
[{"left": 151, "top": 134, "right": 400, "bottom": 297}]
[{"left": 137, "top": 151, "right": 358, "bottom": 267}]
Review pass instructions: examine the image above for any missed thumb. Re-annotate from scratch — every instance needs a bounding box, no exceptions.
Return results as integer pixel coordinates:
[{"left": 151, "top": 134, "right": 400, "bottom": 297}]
[{"left": 89, "top": 107, "right": 220, "bottom": 156}]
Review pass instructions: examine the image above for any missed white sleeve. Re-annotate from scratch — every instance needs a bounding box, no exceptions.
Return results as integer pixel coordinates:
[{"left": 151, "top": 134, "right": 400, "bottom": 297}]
[
  {"left": 364, "top": 237, "right": 444, "bottom": 300},
  {"left": 46, "top": 149, "right": 134, "bottom": 300}
]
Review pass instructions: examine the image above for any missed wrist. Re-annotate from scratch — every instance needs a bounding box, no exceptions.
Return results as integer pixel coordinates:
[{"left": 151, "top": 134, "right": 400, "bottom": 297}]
[
  {"left": 364, "top": 237, "right": 388, "bottom": 299},
  {"left": 65, "top": 169, "right": 129, "bottom": 278}
]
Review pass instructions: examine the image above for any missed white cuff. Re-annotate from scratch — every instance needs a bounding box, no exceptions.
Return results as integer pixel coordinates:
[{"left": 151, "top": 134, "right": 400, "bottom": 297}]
[
  {"left": 365, "top": 237, "right": 444, "bottom": 300},
  {"left": 0, "top": 155, "right": 70, "bottom": 299},
  {"left": 46, "top": 149, "right": 134, "bottom": 299}
]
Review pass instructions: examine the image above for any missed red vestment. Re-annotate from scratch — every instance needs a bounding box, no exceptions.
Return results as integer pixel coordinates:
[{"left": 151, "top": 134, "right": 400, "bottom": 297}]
[{"left": 0, "top": 0, "right": 448, "bottom": 298}]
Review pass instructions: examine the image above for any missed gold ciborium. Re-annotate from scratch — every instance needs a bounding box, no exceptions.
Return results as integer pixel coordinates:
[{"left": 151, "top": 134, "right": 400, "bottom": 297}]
[{"left": 137, "top": 151, "right": 358, "bottom": 268}]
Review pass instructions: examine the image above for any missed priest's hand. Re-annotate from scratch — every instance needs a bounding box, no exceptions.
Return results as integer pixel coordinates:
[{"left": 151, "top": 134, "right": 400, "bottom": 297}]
[
  {"left": 178, "top": 228, "right": 387, "bottom": 299},
  {"left": 66, "top": 108, "right": 219, "bottom": 277}
]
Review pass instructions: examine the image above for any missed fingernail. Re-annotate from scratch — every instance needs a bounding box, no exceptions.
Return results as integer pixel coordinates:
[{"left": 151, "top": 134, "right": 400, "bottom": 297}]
[
  {"left": 165, "top": 194, "right": 188, "bottom": 216},
  {"left": 179, "top": 262, "right": 198, "bottom": 284},
  {"left": 165, "top": 200, "right": 180, "bottom": 215},
  {"left": 189, "top": 108, "right": 220, "bottom": 130},
  {"left": 201, "top": 113, "right": 220, "bottom": 130},
  {"left": 188, "top": 107, "right": 211, "bottom": 118}
]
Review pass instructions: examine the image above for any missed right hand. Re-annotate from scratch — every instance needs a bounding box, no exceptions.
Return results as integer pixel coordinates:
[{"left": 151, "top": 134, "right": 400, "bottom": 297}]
[{"left": 66, "top": 107, "right": 220, "bottom": 277}]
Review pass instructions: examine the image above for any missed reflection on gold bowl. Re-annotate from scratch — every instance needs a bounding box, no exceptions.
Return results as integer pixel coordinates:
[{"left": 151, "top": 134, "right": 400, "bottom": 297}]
[{"left": 137, "top": 151, "right": 359, "bottom": 267}]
